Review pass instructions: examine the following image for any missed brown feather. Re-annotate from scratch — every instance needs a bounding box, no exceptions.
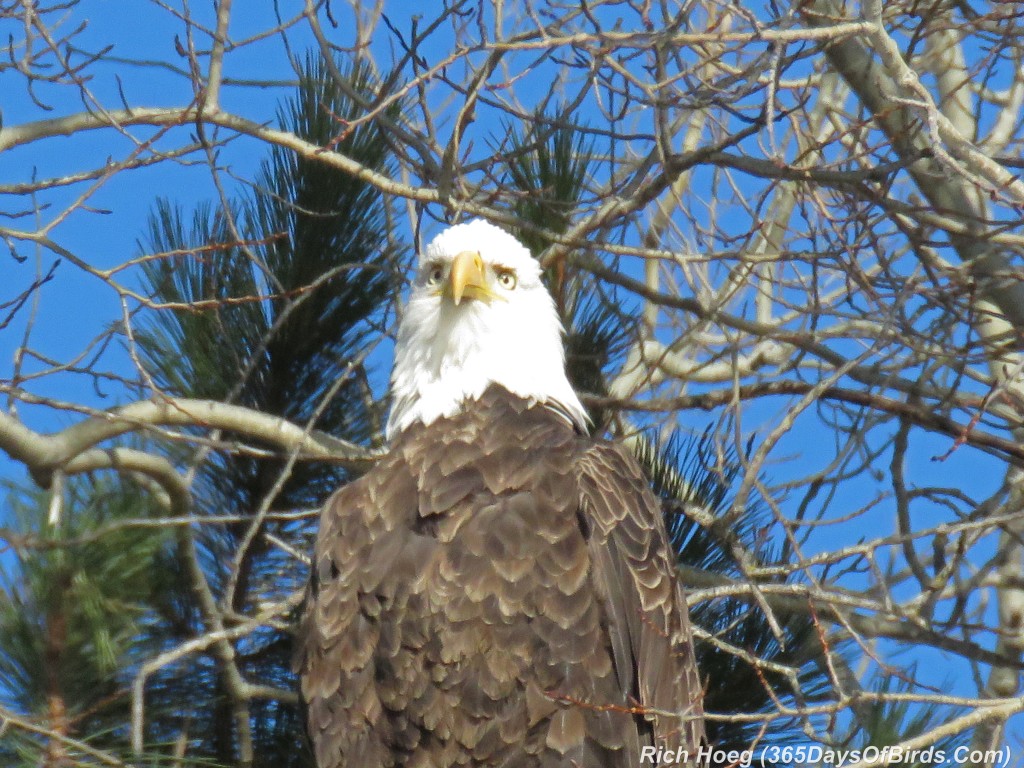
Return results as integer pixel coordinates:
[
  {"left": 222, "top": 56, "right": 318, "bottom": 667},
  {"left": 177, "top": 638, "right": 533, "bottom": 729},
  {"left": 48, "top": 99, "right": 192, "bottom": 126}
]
[
  {"left": 577, "top": 440, "right": 706, "bottom": 753},
  {"left": 295, "top": 386, "right": 704, "bottom": 767}
]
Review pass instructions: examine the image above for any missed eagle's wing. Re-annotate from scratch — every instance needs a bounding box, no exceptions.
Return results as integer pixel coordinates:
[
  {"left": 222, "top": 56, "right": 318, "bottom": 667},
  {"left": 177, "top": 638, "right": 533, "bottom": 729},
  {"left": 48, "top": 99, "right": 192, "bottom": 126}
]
[
  {"left": 576, "top": 440, "right": 705, "bottom": 753},
  {"left": 293, "top": 455, "right": 428, "bottom": 768}
]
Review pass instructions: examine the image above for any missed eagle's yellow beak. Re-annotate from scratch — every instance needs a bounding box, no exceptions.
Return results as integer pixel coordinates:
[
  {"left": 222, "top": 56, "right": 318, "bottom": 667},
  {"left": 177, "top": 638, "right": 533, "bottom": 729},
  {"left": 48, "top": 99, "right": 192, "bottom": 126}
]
[{"left": 446, "top": 250, "right": 499, "bottom": 305}]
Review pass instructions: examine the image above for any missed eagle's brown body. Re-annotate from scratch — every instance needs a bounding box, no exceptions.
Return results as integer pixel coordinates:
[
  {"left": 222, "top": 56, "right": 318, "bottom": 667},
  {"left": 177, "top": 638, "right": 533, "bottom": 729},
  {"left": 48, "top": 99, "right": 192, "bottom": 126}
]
[{"left": 297, "top": 386, "right": 703, "bottom": 767}]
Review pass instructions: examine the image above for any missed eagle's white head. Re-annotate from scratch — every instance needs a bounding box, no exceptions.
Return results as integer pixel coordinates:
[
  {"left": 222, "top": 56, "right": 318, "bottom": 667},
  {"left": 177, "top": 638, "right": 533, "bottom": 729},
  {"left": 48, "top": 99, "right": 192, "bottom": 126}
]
[{"left": 386, "top": 219, "right": 588, "bottom": 440}]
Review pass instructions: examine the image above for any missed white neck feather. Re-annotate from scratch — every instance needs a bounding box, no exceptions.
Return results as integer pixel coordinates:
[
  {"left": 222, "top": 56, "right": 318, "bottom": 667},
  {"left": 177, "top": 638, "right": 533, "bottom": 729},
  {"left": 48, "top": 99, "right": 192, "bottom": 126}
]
[{"left": 386, "top": 284, "right": 587, "bottom": 440}]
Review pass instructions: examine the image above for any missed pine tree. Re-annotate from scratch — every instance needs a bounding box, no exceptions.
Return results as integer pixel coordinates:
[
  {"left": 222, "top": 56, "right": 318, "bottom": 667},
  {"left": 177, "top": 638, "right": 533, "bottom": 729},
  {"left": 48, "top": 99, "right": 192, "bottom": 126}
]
[
  {"left": 0, "top": 479, "right": 177, "bottom": 766},
  {"left": 131, "top": 55, "right": 398, "bottom": 766},
  {"left": 0, "top": 54, "right": 399, "bottom": 767}
]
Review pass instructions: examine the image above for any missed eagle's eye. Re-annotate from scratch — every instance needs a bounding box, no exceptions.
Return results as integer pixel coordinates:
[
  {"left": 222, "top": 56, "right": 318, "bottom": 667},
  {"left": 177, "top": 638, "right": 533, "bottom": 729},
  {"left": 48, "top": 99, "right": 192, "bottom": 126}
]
[
  {"left": 496, "top": 269, "right": 517, "bottom": 290},
  {"left": 425, "top": 263, "right": 444, "bottom": 286}
]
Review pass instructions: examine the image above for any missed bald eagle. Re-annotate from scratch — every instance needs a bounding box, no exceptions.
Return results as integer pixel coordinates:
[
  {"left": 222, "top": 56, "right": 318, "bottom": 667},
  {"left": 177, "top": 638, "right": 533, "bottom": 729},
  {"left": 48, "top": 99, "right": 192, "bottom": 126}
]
[{"left": 296, "top": 220, "right": 704, "bottom": 767}]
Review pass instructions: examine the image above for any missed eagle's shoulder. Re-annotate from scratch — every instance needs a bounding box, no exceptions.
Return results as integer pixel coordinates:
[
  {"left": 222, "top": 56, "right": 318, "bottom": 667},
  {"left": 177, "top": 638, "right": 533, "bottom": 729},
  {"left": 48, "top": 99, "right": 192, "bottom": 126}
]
[
  {"left": 573, "top": 438, "right": 656, "bottom": 533},
  {"left": 317, "top": 443, "right": 417, "bottom": 539}
]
